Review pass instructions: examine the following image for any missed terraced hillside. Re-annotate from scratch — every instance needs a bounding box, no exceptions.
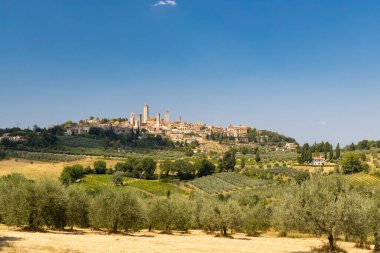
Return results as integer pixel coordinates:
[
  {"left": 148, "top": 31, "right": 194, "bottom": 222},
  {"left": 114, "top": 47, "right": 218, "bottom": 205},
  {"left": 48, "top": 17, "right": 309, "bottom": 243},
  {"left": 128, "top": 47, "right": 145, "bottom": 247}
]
[
  {"left": 345, "top": 172, "right": 380, "bottom": 188},
  {"left": 188, "top": 172, "right": 271, "bottom": 195}
]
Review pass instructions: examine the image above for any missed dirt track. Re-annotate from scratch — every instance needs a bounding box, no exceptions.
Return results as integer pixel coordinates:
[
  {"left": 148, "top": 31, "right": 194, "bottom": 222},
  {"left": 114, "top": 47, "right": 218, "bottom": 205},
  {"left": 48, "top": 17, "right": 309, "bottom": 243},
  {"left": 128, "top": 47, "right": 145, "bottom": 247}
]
[{"left": 0, "top": 226, "right": 371, "bottom": 253}]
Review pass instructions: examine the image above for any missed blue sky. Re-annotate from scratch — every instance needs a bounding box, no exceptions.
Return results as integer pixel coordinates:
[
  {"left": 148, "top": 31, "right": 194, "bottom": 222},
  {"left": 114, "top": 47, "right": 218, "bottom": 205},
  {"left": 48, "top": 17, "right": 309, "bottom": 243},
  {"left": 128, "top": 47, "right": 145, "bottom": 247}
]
[{"left": 1, "top": 0, "right": 380, "bottom": 145}]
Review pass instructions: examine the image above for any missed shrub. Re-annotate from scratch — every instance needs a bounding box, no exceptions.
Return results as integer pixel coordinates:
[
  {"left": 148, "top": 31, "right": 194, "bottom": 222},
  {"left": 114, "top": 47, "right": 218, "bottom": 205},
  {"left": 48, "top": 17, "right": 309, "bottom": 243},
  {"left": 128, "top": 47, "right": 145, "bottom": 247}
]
[
  {"left": 112, "top": 171, "right": 125, "bottom": 186},
  {"left": 94, "top": 160, "right": 107, "bottom": 174}
]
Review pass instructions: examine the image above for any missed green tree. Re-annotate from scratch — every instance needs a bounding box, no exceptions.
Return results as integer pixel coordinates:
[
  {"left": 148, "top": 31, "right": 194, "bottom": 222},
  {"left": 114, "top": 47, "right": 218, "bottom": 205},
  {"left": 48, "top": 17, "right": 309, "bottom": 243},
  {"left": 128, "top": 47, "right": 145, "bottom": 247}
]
[
  {"left": 135, "top": 158, "right": 156, "bottom": 179},
  {"left": 220, "top": 151, "right": 236, "bottom": 172},
  {"left": 173, "top": 160, "right": 196, "bottom": 180},
  {"left": 114, "top": 162, "right": 127, "bottom": 172},
  {"left": 368, "top": 191, "right": 380, "bottom": 252},
  {"left": 112, "top": 171, "right": 125, "bottom": 186},
  {"left": 335, "top": 143, "right": 341, "bottom": 159},
  {"left": 0, "top": 147, "right": 6, "bottom": 160},
  {"left": 199, "top": 199, "right": 242, "bottom": 236},
  {"left": 242, "top": 203, "right": 271, "bottom": 236},
  {"left": 338, "top": 190, "right": 371, "bottom": 248},
  {"left": 171, "top": 197, "right": 194, "bottom": 232},
  {"left": 240, "top": 158, "right": 246, "bottom": 169},
  {"left": 329, "top": 150, "right": 334, "bottom": 161},
  {"left": 36, "top": 180, "right": 68, "bottom": 229},
  {"left": 66, "top": 187, "right": 89, "bottom": 229},
  {"left": 59, "top": 165, "right": 84, "bottom": 186},
  {"left": 0, "top": 174, "right": 38, "bottom": 228},
  {"left": 89, "top": 190, "right": 143, "bottom": 232},
  {"left": 341, "top": 153, "right": 368, "bottom": 174},
  {"left": 94, "top": 160, "right": 107, "bottom": 174},
  {"left": 185, "top": 147, "right": 194, "bottom": 157},
  {"left": 195, "top": 159, "right": 216, "bottom": 177},
  {"left": 159, "top": 160, "right": 174, "bottom": 179},
  {"left": 255, "top": 151, "right": 261, "bottom": 163},
  {"left": 146, "top": 198, "right": 174, "bottom": 232},
  {"left": 273, "top": 176, "right": 351, "bottom": 251}
]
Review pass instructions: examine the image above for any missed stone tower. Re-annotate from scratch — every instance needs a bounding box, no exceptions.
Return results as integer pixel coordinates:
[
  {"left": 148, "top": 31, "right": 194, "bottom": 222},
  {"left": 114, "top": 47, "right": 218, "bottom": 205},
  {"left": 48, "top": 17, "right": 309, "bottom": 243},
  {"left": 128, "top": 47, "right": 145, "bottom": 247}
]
[
  {"left": 156, "top": 113, "right": 161, "bottom": 127},
  {"left": 165, "top": 110, "right": 170, "bottom": 122},
  {"left": 130, "top": 112, "right": 135, "bottom": 126},
  {"left": 143, "top": 104, "right": 149, "bottom": 123}
]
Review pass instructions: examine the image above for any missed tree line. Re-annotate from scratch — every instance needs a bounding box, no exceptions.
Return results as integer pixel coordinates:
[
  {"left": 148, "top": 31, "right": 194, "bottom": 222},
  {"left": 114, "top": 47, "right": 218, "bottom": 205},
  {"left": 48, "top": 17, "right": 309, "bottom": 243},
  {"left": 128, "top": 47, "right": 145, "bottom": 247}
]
[
  {"left": 0, "top": 174, "right": 379, "bottom": 252},
  {"left": 298, "top": 142, "right": 341, "bottom": 163}
]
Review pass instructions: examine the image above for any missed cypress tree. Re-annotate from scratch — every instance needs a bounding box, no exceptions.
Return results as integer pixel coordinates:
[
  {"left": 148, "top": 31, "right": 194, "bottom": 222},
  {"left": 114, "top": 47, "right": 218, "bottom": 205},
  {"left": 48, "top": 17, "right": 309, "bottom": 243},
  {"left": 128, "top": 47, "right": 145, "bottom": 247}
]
[{"left": 335, "top": 143, "right": 341, "bottom": 159}]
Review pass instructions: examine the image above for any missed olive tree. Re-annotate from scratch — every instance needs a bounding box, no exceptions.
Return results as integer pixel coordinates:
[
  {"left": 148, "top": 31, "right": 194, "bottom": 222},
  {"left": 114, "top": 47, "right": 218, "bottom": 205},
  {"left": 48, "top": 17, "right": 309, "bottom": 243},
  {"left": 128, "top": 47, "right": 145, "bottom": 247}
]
[
  {"left": 367, "top": 191, "right": 380, "bottom": 252},
  {"left": 89, "top": 190, "right": 143, "bottom": 232},
  {"left": 199, "top": 199, "right": 242, "bottom": 236},
  {"left": 171, "top": 197, "right": 194, "bottom": 232},
  {"left": 35, "top": 180, "right": 68, "bottom": 229},
  {"left": 242, "top": 203, "right": 271, "bottom": 236},
  {"left": 146, "top": 198, "right": 174, "bottom": 232},
  {"left": 66, "top": 187, "right": 90, "bottom": 229},
  {"left": 0, "top": 175, "right": 68, "bottom": 230},
  {"left": 273, "top": 176, "right": 351, "bottom": 251},
  {"left": 0, "top": 174, "right": 38, "bottom": 228},
  {"left": 338, "top": 190, "right": 372, "bottom": 248}
]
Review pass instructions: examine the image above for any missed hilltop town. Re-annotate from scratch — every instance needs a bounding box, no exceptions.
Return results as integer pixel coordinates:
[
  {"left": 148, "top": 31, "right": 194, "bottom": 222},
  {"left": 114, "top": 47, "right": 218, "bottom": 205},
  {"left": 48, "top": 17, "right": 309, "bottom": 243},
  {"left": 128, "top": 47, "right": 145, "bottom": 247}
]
[{"left": 64, "top": 104, "right": 297, "bottom": 149}]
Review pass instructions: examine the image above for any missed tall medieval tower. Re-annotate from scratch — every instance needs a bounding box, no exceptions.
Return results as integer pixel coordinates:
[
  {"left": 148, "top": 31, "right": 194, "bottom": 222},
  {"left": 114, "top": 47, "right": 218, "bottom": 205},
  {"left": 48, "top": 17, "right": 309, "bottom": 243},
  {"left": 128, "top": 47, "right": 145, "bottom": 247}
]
[
  {"left": 143, "top": 104, "right": 149, "bottom": 123},
  {"left": 165, "top": 110, "right": 170, "bottom": 122}
]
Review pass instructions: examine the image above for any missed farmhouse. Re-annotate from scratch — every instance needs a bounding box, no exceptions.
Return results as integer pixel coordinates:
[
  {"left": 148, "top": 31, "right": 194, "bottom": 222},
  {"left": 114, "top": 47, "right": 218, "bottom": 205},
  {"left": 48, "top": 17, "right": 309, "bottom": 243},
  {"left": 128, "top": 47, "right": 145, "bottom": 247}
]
[{"left": 311, "top": 157, "right": 326, "bottom": 166}]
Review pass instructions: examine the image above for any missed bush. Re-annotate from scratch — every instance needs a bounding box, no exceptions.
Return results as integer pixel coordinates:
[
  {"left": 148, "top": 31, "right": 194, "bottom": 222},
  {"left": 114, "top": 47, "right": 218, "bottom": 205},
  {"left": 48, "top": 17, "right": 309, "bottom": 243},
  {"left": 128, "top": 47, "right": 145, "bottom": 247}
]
[
  {"left": 112, "top": 171, "right": 125, "bottom": 186},
  {"left": 94, "top": 160, "right": 107, "bottom": 174}
]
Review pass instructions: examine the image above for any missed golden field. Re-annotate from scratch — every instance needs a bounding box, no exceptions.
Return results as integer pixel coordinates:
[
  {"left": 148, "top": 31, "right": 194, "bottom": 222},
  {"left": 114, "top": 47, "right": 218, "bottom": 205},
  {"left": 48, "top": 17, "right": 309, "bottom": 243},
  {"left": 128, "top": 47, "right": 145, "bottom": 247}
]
[
  {"left": 0, "top": 157, "right": 124, "bottom": 180},
  {"left": 0, "top": 226, "right": 371, "bottom": 253}
]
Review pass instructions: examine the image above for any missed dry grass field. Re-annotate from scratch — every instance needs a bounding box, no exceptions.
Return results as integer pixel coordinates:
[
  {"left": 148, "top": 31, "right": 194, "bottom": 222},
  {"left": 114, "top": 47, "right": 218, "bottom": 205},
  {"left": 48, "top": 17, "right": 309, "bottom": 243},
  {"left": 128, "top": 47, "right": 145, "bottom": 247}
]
[
  {"left": 0, "top": 226, "right": 371, "bottom": 253},
  {"left": 0, "top": 157, "right": 124, "bottom": 180},
  {"left": 294, "top": 165, "right": 335, "bottom": 173}
]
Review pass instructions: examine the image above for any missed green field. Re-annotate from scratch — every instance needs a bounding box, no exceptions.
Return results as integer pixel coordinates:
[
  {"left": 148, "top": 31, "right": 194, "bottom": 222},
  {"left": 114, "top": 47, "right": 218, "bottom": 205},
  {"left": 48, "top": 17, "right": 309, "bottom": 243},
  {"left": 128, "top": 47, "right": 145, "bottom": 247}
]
[
  {"left": 345, "top": 172, "right": 380, "bottom": 187},
  {"left": 188, "top": 172, "right": 271, "bottom": 195},
  {"left": 75, "top": 174, "right": 185, "bottom": 197},
  {"left": 57, "top": 136, "right": 105, "bottom": 148},
  {"left": 6, "top": 150, "right": 84, "bottom": 162}
]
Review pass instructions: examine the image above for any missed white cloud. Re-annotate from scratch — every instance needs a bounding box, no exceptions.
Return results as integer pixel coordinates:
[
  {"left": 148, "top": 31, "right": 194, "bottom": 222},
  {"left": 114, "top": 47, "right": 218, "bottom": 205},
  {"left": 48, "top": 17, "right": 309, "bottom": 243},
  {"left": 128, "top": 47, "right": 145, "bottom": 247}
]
[
  {"left": 318, "top": 121, "right": 328, "bottom": 126},
  {"left": 154, "top": 0, "right": 177, "bottom": 7}
]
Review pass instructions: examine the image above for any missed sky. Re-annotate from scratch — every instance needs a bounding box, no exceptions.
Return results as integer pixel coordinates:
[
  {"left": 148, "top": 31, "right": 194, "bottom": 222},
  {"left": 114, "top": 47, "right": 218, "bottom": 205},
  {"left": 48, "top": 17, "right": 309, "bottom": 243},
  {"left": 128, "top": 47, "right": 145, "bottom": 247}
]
[{"left": 1, "top": 0, "right": 380, "bottom": 145}]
